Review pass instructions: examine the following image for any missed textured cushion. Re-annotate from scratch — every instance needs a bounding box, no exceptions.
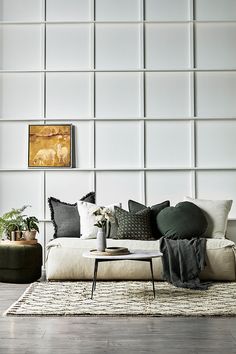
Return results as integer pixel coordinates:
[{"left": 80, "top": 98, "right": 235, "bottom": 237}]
[
  {"left": 184, "top": 197, "right": 233, "bottom": 239},
  {"left": 48, "top": 192, "right": 95, "bottom": 238},
  {"left": 157, "top": 201, "right": 208, "bottom": 239},
  {"left": 128, "top": 199, "right": 170, "bottom": 239},
  {"left": 77, "top": 201, "right": 120, "bottom": 239},
  {"left": 114, "top": 206, "right": 153, "bottom": 240}
]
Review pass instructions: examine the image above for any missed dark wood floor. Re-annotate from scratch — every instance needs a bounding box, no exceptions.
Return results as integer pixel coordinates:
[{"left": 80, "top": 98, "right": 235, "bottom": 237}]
[{"left": 1, "top": 282, "right": 236, "bottom": 354}]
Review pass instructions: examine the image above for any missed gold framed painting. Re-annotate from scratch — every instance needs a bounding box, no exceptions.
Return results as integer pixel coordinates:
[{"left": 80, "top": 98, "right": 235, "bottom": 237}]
[{"left": 28, "top": 124, "right": 72, "bottom": 168}]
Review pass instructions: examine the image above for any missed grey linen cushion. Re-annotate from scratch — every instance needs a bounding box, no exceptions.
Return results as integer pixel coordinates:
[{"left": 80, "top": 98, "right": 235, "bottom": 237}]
[
  {"left": 48, "top": 192, "right": 95, "bottom": 238},
  {"left": 113, "top": 206, "right": 153, "bottom": 240}
]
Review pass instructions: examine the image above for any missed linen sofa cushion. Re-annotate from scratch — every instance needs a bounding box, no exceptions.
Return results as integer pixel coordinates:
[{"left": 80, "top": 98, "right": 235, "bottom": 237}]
[
  {"left": 46, "top": 237, "right": 236, "bottom": 281},
  {"left": 114, "top": 206, "right": 153, "bottom": 240},
  {"left": 128, "top": 199, "right": 170, "bottom": 239},
  {"left": 48, "top": 192, "right": 95, "bottom": 238},
  {"left": 156, "top": 201, "right": 208, "bottom": 239},
  {"left": 184, "top": 197, "right": 232, "bottom": 239},
  {"left": 77, "top": 201, "right": 120, "bottom": 239}
]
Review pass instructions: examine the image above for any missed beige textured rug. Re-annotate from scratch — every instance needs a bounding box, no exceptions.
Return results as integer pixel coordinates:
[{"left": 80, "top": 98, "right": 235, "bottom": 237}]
[{"left": 4, "top": 281, "right": 236, "bottom": 317}]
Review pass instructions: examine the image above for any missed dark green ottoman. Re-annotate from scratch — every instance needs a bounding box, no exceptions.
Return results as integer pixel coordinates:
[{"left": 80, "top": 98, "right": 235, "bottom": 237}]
[{"left": 0, "top": 243, "right": 42, "bottom": 283}]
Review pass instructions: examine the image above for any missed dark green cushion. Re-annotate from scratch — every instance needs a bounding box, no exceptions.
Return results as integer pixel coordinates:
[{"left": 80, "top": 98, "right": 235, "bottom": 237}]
[
  {"left": 48, "top": 192, "right": 95, "bottom": 238},
  {"left": 128, "top": 199, "right": 170, "bottom": 239},
  {"left": 114, "top": 206, "right": 153, "bottom": 240},
  {"left": 0, "top": 243, "right": 42, "bottom": 283},
  {"left": 156, "top": 201, "right": 208, "bottom": 239}
]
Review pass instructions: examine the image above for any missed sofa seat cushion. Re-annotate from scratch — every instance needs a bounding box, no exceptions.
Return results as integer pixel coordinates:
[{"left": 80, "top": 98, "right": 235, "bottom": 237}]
[
  {"left": 47, "top": 236, "right": 235, "bottom": 251},
  {"left": 46, "top": 238, "right": 236, "bottom": 281}
]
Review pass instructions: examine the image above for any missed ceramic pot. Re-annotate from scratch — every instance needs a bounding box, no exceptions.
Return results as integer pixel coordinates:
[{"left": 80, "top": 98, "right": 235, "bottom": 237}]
[
  {"left": 96, "top": 228, "right": 106, "bottom": 252},
  {"left": 24, "top": 230, "right": 37, "bottom": 241},
  {"left": 15, "top": 231, "right": 22, "bottom": 241},
  {"left": 10, "top": 231, "right": 16, "bottom": 241}
]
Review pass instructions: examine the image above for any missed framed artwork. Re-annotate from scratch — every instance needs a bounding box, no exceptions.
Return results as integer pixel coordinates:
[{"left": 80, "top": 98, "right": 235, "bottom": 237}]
[{"left": 28, "top": 124, "right": 72, "bottom": 168}]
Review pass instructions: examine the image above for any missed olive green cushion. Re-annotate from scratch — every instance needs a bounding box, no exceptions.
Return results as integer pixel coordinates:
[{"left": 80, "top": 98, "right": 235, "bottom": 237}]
[
  {"left": 0, "top": 243, "right": 42, "bottom": 283},
  {"left": 156, "top": 201, "right": 208, "bottom": 239}
]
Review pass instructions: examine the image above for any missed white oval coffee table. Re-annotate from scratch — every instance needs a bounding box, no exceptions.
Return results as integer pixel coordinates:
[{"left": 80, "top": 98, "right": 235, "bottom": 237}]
[{"left": 83, "top": 250, "right": 163, "bottom": 299}]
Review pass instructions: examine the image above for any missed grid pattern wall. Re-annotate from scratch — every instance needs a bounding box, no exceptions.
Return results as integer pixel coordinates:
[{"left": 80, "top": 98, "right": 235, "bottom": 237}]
[{"left": 0, "top": 0, "right": 236, "bottom": 252}]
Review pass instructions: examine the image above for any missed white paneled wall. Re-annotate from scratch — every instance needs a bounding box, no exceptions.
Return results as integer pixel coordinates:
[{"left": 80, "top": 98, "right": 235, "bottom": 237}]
[{"left": 1, "top": 0, "right": 236, "bottom": 258}]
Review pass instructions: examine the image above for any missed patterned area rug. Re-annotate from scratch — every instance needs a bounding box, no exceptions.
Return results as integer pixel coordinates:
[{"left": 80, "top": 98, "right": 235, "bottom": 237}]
[{"left": 4, "top": 281, "right": 236, "bottom": 317}]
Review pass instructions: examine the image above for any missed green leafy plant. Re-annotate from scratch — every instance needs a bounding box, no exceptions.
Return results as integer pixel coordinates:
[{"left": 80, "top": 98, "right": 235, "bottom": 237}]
[
  {"left": 0, "top": 206, "right": 29, "bottom": 239},
  {"left": 23, "top": 216, "right": 39, "bottom": 232}
]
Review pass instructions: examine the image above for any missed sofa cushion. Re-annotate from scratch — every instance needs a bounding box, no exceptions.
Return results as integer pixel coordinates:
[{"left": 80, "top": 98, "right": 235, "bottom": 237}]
[
  {"left": 128, "top": 199, "right": 170, "bottom": 239},
  {"left": 48, "top": 192, "right": 95, "bottom": 238},
  {"left": 46, "top": 236, "right": 235, "bottom": 251},
  {"left": 77, "top": 201, "right": 119, "bottom": 239},
  {"left": 113, "top": 206, "right": 153, "bottom": 240},
  {"left": 184, "top": 197, "right": 232, "bottom": 239},
  {"left": 46, "top": 237, "right": 236, "bottom": 281},
  {"left": 156, "top": 201, "right": 208, "bottom": 239}
]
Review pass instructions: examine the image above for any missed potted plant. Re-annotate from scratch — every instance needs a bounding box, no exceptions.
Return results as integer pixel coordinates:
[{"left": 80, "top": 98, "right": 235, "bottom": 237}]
[
  {"left": 0, "top": 206, "right": 28, "bottom": 240},
  {"left": 23, "top": 216, "right": 39, "bottom": 241}
]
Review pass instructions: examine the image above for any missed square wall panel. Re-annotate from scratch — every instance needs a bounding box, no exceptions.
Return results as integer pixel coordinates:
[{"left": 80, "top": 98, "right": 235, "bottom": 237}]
[
  {"left": 96, "top": 172, "right": 143, "bottom": 209},
  {"left": 145, "top": 0, "right": 190, "bottom": 21},
  {"left": 0, "top": 172, "right": 43, "bottom": 217},
  {"left": 0, "top": 0, "right": 43, "bottom": 21},
  {"left": 145, "top": 24, "right": 191, "bottom": 69},
  {"left": 195, "top": 0, "right": 236, "bottom": 20},
  {"left": 95, "top": 121, "right": 142, "bottom": 168},
  {"left": 46, "top": 171, "right": 94, "bottom": 218},
  {"left": 146, "top": 171, "right": 192, "bottom": 206},
  {"left": 37, "top": 222, "right": 45, "bottom": 250},
  {"left": 0, "top": 25, "right": 43, "bottom": 70},
  {"left": 96, "top": 0, "right": 141, "bottom": 21},
  {"left": 196, "top": 121, "right": 236, "bottom": 167},
  {"left": 0, "top": 73, "right": 43, "bottom": 118},
  {"left": 96, "top": 73, "right": 142, "bottom": 118},
  {"left": 46, "top": 25, "right": 92, "bottom": 70},
  {"left": 0, "top": 121, "right": 44, "bottom": 169},
  {"left": 46, "top": 222, "right": 55, "bottom": 244},
  {"left": 96, "top": 25, "right": 141, "bottom": 69},
  {"left": 196, "top": 72, "right": 236, "bottom": 117},
  {"left": 74, "top": 121, "right": 93, "bottom": 168},
  {"left": 50, "top": 120, "right": 93, "bottom": 168},
  {"left": 46, "top": 73, "right": 92, "bottom": 118},
  {"left": 196, "top": 23, "right": 236, "bottom": 69},
  {"left": 196, "top": 171, "right": 236, "bottom": 217},
  {"left": 146, "top": 121, "right": 191, "bottom": 168},
  {"left": 146, "top": 73, "right": 191, "bottom": 117},
  {"left": 46, "top": 0, "right": 92, "bottom": 21}
]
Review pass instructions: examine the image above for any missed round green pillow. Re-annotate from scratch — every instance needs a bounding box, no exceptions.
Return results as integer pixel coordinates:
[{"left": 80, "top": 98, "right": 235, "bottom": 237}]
[{"left": 156, "top": 201, "right": 208, "bottom": 239}]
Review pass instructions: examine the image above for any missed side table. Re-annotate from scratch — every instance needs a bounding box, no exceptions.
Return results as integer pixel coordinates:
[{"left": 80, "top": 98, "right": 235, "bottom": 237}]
[
  {"left": 83, "top": 250, "right": 163, "bottom": 299},
  {"left": 0, "top": 241, "right": 42, "bottom": 283}
]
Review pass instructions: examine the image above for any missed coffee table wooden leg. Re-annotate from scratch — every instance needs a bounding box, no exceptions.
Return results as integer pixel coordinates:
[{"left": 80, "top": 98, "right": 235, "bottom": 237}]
[
  {"left": 149, "top": 259, "right": 155, "bottom": 298},
  {"left": 91, "top": 259, "right": 99, "bottom": 299}
]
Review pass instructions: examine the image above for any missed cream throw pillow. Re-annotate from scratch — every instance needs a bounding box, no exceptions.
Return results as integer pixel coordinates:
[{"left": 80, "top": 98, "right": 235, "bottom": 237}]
[
  {"left": 77, "top": 201, "right": 120, "bottom": 239},
  {"left": 184, "top": 197, "right": 232, "bottom": 239}
]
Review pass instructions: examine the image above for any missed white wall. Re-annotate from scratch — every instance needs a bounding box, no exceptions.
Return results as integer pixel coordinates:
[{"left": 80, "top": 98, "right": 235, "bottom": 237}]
[{"left": 0, "top": 0, "right": 236, "bottom": 258}]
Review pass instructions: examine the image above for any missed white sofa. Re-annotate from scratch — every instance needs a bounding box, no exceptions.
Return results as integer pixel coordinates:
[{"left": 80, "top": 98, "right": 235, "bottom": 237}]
[{"left": 46, "top": 238, "right": 236, "bottom": 281}]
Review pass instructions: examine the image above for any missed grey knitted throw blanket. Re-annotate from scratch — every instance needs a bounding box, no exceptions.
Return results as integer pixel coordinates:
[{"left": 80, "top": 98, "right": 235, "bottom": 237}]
[{"left": 159, "top": 237, "right": 209, "bottom": 290}]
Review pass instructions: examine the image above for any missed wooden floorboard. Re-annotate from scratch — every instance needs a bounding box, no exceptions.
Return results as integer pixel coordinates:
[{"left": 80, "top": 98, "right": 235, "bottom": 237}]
[{"left": 1, "top": 282, "right": 236, "bottom": 354}]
